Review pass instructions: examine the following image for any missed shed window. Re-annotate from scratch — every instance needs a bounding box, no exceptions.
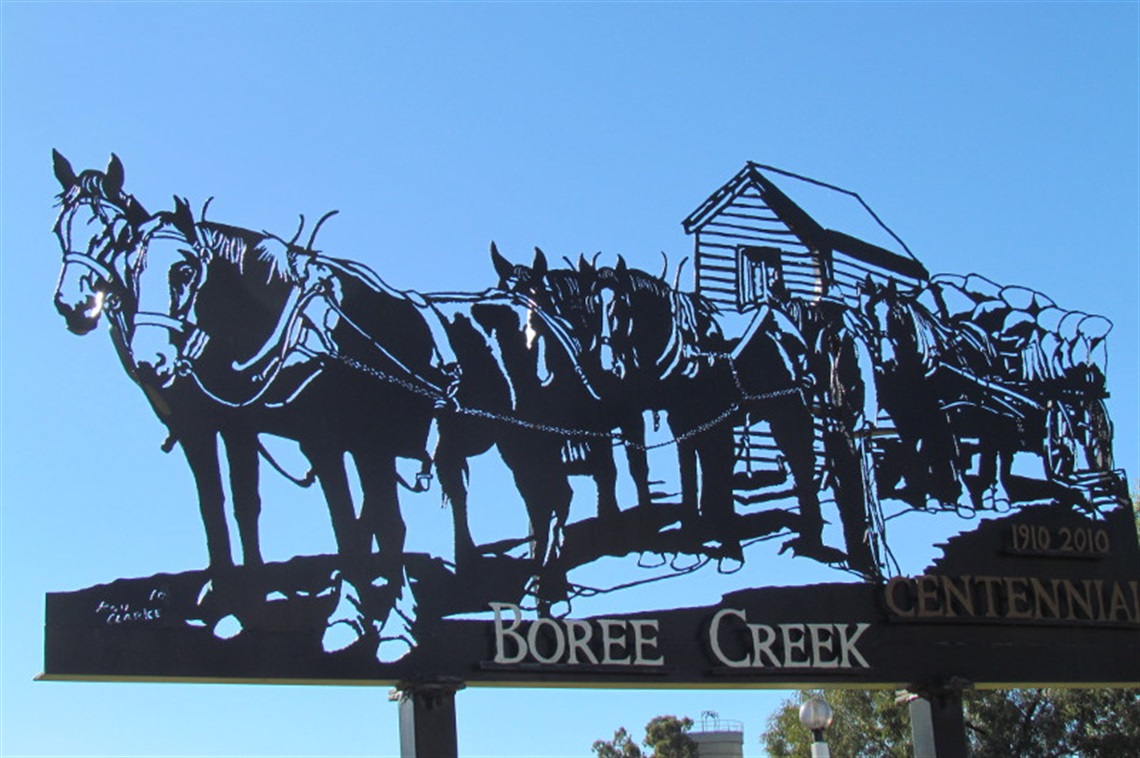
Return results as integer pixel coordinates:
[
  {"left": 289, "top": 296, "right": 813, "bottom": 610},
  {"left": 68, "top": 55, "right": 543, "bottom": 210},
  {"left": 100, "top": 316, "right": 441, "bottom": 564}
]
[{"left": 737, "top": 246, "right": 785, "bottom": 308}]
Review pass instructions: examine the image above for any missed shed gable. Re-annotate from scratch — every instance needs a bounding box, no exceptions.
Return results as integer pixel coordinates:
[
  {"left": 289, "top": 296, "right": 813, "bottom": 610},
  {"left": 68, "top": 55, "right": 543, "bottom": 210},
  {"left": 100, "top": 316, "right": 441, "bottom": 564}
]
[{"left": 684, "top": 163, "right": 929, "bottom": 311}]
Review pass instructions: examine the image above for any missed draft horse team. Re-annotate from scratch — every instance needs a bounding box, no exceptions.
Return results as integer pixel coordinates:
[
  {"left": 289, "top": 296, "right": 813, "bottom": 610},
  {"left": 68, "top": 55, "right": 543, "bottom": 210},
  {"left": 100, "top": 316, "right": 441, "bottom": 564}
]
[{"left": 51, "top": 152, "right": 1120, "bottom": 659}]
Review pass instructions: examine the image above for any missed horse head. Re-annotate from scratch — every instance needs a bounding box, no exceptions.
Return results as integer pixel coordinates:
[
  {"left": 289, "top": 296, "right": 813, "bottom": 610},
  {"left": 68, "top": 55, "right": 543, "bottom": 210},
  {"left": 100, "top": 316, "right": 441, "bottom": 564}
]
[
  {"left": 491, "top": 242, "right": 549, "bottom": 298},
  {"left": 127, "top": 205, "right": 210, "bottom": 388},
  {"left": 592, "top": 257, "right": 721, "bottom": 386},
  {"left": 490, "top": 244, "right": 608, "bottom": 367},
  {"left": 591, "top": 258, "right": 636, "bottom": 381},
  {"left": 51, "top": 151, "right": 154, "bottom": 334},
  {"left": 129, "top": 214, "right": 299, "bottom": 394}
]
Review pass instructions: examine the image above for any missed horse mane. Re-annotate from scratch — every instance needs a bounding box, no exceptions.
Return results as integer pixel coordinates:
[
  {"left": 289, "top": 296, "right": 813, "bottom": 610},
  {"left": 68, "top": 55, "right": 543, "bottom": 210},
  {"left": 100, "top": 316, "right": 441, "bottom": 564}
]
[
  {"left": 601, "top": 265, "right": 722, "bottom": 357},
  {"left": 626, "top": 267, "right": 720, "bottom": 336},
  {"left": 59, "top": 169, "right": 150, "bottom": 226},
  {"left": 542, "top": 268, "right": 589, "bottom": 306},
  {"left": 196, "top": 220, "right": 297, "bottom": 285}
]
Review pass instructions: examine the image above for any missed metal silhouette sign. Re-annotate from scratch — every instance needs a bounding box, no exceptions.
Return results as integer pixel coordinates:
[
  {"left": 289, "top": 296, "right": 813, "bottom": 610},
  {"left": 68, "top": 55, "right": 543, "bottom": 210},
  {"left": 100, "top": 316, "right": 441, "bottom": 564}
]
[{"left": 43, "top": 154, "right": 1138, "bottom": 686}]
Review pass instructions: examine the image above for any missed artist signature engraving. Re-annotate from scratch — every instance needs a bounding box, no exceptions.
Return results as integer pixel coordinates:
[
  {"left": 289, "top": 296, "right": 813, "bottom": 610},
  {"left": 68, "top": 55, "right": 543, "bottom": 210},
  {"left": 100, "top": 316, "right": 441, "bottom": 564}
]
[{"left": 94, "top": 589, "right": 168, "bottom": 625}]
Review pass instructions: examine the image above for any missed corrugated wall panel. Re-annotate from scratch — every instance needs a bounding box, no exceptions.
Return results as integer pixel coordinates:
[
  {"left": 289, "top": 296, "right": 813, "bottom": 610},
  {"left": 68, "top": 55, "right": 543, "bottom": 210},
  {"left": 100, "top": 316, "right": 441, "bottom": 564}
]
[
  {"left": 832, "top": 253, "right": 924, "bottom": 305},
  {"left": 694, "top": 188, "right": 824, "bottom": 308}
]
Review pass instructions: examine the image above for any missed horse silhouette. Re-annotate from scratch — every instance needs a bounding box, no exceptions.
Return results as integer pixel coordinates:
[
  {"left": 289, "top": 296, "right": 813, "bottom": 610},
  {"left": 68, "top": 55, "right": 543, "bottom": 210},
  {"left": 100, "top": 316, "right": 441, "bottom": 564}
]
[
  {"left": 127, "top": 212, "right": 474, "bottom": 655},
  {"left": 859, "top": 277, "right": 1115, "bottom": 513},
  {"left": 416, "top": 284, "right": 602, "bottom": 606},
  {"left": 128, "top": 206, "right": 609, "bottom": 610},
  {"left": 53, "top": 155, "right": 427, "bottom": 656},
  {"left": 51, "top": 152, "right": 275, "bottom": 576},
  {"left": 490, "top": 245, "right": 652, "bottom": 517}
]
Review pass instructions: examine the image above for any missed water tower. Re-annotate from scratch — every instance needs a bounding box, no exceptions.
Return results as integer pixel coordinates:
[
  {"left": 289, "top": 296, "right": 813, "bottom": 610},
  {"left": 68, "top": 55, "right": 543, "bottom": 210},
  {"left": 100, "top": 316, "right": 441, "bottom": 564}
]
[{"left": 688, "top": 711, "right": 744, "bottom": 758}]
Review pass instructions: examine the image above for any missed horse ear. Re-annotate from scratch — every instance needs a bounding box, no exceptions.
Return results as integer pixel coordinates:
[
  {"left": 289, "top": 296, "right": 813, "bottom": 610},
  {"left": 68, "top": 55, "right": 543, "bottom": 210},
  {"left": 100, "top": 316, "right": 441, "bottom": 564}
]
[
  {"left": 578, "top": 253, "right": 594, "bottom": 276},
  {"left": 615, "top": 255, "right": 628, "bottom": 274},
  {"left": 171, "top": 196, "right": 197, "bottom": 243},
  {"left": 532, "top": 247, "right": 548, "bottom": 278},
  {"left": 52, "top": 149, "right": 77, "bottom": 189},
  {"left": 490, "top": 241, "right": 513, "bottom": 283},
  {"left": 105, "top": 154, "right": 125, "bottom": 196}
]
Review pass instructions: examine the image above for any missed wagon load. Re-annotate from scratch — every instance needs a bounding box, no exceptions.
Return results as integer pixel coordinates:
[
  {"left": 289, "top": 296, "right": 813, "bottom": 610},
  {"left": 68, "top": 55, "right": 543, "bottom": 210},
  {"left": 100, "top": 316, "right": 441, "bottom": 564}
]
[{"left": 683, "top": 163, "right": 1124, "bottom": 546}]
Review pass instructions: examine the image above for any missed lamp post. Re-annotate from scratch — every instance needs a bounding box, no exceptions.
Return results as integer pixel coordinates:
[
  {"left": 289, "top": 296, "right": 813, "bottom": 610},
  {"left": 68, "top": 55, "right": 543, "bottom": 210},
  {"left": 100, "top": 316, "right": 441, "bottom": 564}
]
[{"left": 799, "top": 697, "right": 834, "bottom": 758}]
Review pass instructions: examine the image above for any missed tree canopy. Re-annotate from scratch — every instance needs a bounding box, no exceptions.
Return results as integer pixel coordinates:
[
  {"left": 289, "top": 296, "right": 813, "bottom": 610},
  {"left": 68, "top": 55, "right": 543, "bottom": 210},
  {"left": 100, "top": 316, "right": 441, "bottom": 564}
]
[
  {"left": 593, "top": 715, "right": 698, "bottom": 758},
  {"left": 761, "top": 688, "right": 1140, "bottom": 758}
]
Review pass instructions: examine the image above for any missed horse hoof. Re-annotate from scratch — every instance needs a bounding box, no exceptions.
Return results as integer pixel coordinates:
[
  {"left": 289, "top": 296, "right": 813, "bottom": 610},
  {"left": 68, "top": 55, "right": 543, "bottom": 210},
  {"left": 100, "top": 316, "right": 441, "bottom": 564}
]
[
  {"left": 670, "top": 552, "right": 701, "bottom": 571},
  {"left": 376, "top": 635, "right": 414, "bottom": 664},
  {"left": 954, "top": 502, "right": 977, "bottom": 519},
  {"left": 322, "top": 618, "right": 364, "bottom": 653},
  {"left": 548, "top": 598, "right": 572, "bottom": 619},
  {"left": 372, "top": 570, "right": 419, "bottom": 663},
  {"left": 717, "top": 555, "right": 745, "bottom": 574},
  {"left": 322, "top": 573, "right": 364, "bottom": 653},
  {"left": 637, "top": 551, "right": 666, "bottom": 569}
]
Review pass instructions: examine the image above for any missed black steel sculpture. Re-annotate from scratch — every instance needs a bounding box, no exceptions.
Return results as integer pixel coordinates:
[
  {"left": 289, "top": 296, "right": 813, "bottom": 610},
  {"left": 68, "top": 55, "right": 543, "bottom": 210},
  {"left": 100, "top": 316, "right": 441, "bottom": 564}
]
[{"left": 45, "top": 154, "right": 1136, "bottom": 685}]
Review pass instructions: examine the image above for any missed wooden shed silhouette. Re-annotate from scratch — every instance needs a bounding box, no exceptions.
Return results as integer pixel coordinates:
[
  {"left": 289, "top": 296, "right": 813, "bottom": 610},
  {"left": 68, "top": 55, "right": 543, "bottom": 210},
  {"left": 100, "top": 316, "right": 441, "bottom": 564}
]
[
  {"left": 683, "top": 163, "right": 928, "bottom": 311},
  {"left": 681, "top": 163, "right": 927, "bottom": 514}
]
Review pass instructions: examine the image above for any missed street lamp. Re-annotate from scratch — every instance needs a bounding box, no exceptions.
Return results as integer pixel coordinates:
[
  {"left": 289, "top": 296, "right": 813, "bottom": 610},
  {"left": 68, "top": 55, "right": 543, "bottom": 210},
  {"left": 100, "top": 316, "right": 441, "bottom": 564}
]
[{"left": 799, "top": 697, "right": 834, "bottom": 758}]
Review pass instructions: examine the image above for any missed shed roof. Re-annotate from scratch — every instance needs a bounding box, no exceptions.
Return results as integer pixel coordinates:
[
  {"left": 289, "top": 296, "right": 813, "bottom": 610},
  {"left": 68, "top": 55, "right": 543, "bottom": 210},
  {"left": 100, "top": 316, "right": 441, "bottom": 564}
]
[{"left": 683, "top": 162, "right": 928, "bottom": 282}]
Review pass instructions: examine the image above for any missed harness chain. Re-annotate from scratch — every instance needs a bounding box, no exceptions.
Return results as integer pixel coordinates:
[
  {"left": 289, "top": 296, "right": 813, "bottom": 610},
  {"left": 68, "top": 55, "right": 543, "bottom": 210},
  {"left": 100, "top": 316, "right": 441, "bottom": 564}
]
[
  {"left": 161, "top": 259, "right": 803, "bottom": 450},
  {"left": 327, "top": 313, "right": 801, "bottom": 452}
]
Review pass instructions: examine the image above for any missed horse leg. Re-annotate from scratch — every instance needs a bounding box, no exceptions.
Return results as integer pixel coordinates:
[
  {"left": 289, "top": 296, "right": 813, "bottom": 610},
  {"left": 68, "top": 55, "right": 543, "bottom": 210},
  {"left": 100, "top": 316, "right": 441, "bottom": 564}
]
[
  {"left": 588, "top": 438, "right": 621, "bottom": 521},
  {"left": 350, "top": 448, "right": 413, "bottom": 661},
  {"left": 181, "top": 431, "right": 233, "bottom": 571},
  {"left": 222, "top": 430, "right": 263, "bottom": 567},
  {"left": 303, "top": 444, "right": 368, "bottom": 568},
  {"left": 886, "top": 411, "right": 929, "bottom": 508},
  {"left": 922, "top": 415, "right": 962, "bottom": 506},
  {"left": 675, "top": 434, "right": 700, "bottom": 529},
  {"left": 303, "top": 444, "right": 379, "bottom": 654},
  {"left": 966, "top": 434, "right": 998, "bottom": 509},
  {"left": 503, "top": 439, "right": 572, "bottom": 609},
  {"left": 353, "top": 450, "right": 405, "bottom": 585},
  {"left": 621, "top": 413, "right": 652, "bottom": 507},
  {"left": 695, "top": 424, "right": 736, "bottom": 543},
  {"left": 434, "top": 433, "right": 478, "bottom": 569}
]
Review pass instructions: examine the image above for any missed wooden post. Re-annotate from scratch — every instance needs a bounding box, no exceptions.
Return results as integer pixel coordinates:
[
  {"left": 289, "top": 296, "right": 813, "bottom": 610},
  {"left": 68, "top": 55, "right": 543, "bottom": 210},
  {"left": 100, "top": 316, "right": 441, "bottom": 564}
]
[
  {"left": 394, "top": 680, "right": 465, "bottom": 758},
  {"left": 907, "top": 678, "right": 970, "bottom": 757}
]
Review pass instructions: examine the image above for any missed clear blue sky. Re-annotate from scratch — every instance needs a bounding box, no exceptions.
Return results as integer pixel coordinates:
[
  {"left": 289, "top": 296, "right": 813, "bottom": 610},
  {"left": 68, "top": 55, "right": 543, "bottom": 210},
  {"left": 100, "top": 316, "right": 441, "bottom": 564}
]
[{"left": 2, "top": 3, "right": 1136, "bottom": 757}]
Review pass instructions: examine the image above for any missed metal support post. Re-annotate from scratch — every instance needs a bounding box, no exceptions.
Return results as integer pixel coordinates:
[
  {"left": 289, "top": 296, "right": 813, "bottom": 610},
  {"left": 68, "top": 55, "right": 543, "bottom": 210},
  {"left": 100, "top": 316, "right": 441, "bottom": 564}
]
[
  {"left": 907, "top": 678, "right": 971, "bottom": 757},
  {"left": 392, "top": 679, "right": 466, "bottom": 758}
]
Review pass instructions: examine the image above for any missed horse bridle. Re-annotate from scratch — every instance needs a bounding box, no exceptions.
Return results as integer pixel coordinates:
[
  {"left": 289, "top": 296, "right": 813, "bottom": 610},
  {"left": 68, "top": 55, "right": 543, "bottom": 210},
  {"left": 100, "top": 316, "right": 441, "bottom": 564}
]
[
  {"left": 55, "top": 197, "right": 139, "bottom": 310},
  {"left": 62, "top": 250, "right": 118, "bottom": 284},
  {"left": 133, "top": 236, "right": 325, "bottom": 399},
  {"left": 130, "top": 241, "right": 215, "bottom": 372}
]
